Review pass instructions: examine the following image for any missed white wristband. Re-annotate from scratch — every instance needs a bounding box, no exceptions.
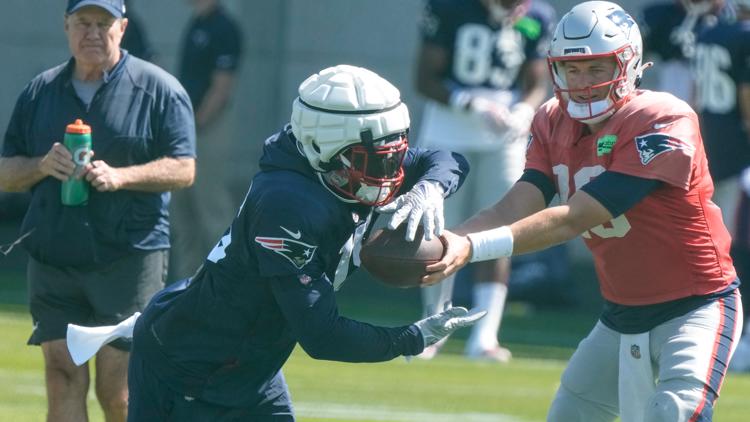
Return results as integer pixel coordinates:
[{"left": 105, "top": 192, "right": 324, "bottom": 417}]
[{"left": 467, "top": 226, "right": 514, "bottom": 263}]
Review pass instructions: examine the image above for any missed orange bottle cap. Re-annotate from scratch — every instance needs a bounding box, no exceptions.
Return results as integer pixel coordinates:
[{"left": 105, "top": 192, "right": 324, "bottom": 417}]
[{"left": 66, "top": 119, "right": 91, "bottom": 134}]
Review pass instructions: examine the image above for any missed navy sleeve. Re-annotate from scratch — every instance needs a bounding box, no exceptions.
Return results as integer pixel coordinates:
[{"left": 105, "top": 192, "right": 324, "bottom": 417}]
[
  {"left": 401, "top": 147, "right": 470, "bottom": 197},
  {"left": 580, "top": 171, "right": 661, "bottom": 217},
  {"left": 269, "top": 272, "right": 424, "bottom": 361},
  {"left": 251, "top": 195, "right": 328, "bottom": 279},
  {"left": 2, "top": 85, "right": 31, "bottom": 157},
  {"left": 518, "top": 168, "right": 556, "bottom": 206},
  {"left": 155, "top": 86, "right": 196, "bottom": 158}
]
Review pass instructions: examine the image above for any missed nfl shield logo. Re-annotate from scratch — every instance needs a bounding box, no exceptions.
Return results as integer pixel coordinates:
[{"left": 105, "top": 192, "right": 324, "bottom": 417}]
[{"left": 630, "top": 344, "right": 641, "bottom": 359}]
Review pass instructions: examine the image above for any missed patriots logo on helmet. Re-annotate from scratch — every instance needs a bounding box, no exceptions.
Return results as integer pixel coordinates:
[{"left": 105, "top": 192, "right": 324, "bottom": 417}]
[
  {"left": 607, "top": 10, "right": 635, "bottom": 36},
  {"left": 255, "top": 236, "right": 317, "bottom": 269},
  {"left": 634, "top": 133, "right": 694, "bottom": 165}
]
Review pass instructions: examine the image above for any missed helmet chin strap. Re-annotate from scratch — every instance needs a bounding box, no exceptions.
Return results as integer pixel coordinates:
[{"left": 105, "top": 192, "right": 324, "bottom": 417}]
[{"left": 567, "top": 98, "right": 615, "bottom": 125}]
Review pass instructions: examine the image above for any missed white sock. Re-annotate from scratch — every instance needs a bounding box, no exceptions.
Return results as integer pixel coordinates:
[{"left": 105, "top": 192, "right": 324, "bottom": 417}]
[
  {"left": 421, "top": 276, "right": 455, "bottom": 317},
  {"left": 466, "top": 282, "right": 508, "bottom": 352}
]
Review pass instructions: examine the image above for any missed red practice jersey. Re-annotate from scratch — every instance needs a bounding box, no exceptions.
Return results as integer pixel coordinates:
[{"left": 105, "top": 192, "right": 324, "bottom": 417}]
[{"left": 527, "top": 90, "right": 736, "bottom": 305}]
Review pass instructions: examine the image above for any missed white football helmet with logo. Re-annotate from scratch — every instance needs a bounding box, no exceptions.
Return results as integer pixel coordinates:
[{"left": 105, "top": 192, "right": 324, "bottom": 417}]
[
  {"left": 291, "top": 65, "right": 410, "bottom": 206},
  {"left": 547, "top": 1, "right": 647, "bottom": 124}
]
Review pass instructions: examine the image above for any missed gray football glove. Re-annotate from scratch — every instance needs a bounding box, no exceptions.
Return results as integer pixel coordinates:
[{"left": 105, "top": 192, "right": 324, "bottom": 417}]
[{"left": 414, "top": 307, "right": 487, "bottom": 347}]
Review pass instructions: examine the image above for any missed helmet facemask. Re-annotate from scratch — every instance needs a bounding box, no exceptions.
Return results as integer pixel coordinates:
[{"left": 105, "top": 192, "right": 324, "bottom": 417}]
[
  {"left": 321, "top": 130, "right": 408, "bottom": 207},
  {"left": 548, "top": 44, "right": 640, "bottom": 125}
]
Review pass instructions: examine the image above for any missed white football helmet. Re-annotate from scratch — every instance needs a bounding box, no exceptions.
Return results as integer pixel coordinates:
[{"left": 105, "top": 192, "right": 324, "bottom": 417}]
[
  {"left": 547, "top": 1, "right": 646, "bottom": 124},
  {"left": 291, "top": 65, "right": 410, "bottom": 206}
]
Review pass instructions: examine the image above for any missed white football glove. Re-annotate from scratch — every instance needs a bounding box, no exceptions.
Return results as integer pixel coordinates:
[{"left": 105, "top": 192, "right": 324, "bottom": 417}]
[
  {"left": 376, "top": 180, "right": 445, "bottom": 241},
  {"left": 414, "top": 307, "right": 487, "bottom": 347}
]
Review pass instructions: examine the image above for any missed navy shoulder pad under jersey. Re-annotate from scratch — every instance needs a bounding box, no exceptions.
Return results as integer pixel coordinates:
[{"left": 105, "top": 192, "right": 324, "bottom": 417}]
[
  {"left": 694, "top": 20, "right": 750, "bottom": 181},
  {"left": 420, "top": 0, "right": 554, "bottom": 91}
]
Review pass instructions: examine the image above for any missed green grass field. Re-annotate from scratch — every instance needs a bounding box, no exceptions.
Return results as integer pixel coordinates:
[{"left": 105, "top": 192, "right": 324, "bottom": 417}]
[{"left": 1, "top": 266, "right": 750, "bottom": 421}]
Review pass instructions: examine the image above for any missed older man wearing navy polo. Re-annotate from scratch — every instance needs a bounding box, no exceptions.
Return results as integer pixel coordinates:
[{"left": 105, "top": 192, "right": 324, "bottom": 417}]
[{"left": 0, "top": 1, "right": 196, "bottom": 420}]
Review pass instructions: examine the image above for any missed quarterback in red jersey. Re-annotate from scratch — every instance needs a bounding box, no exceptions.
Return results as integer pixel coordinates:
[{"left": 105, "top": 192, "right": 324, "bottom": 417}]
[{"left": 425, "top": 1, "right": 742, "bottom": 420}]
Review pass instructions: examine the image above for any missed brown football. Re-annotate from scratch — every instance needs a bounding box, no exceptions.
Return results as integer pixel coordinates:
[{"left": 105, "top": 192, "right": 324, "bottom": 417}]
[{"left": 360, "top": 225, "right": 446, "bottom": 288}]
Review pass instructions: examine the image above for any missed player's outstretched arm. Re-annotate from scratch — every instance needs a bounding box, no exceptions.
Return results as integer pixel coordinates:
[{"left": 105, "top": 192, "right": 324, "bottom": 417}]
[
  {"left": 423, "top": 189, "right": 611, "bottom": 284},
  {"left": 454, "top": 180, "right": 547, "bottom": 236}
]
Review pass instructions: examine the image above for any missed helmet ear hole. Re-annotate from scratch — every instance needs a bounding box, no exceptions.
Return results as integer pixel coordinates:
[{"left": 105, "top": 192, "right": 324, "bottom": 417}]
[{"left": 311, "top": 140, "right": 321, "bottom": 154}]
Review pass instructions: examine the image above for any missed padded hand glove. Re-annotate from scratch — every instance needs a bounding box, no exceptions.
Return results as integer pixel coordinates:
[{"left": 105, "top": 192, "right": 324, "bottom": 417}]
[
  {"left": 413, "top": 307, "right": 487, "bottom": 347},
  {"left": 376, "top": 180, "right": 445, "bottom": 241}
]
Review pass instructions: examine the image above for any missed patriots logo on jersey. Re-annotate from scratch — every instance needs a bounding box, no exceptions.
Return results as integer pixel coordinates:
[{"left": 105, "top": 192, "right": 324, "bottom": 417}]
[
  {"left": 634, "top": 133, "right": 694, "bottom": 165},
  {"left": 255, "top": 236, "right": 318, "bottom": 269},
  {"left": 607, "top": 10, "right": 635, "bottom": 36}
]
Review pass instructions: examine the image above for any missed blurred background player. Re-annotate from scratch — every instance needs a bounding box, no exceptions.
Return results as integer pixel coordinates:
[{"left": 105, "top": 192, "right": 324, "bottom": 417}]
[
  {"left": 693, "top": 0, "right": 748, "bottom": 235},
  {"left": 169, "top": 0, "right": 243, "bottom": 281},
  {"left": 639, "top": 0, "right": 732, "bottom": 102},
  {"left": 694, "top": 0, "right": 750, "bottom": 371},
  {"left": 414, "top": 0, "right": 555, "bottom": 361},
  {"left": 120, "top": 0, "right": 155, "bottom": 62}
]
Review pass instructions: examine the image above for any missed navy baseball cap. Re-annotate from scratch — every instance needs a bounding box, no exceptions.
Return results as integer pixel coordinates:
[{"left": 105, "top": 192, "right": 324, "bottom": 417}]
[{"left": 66, "top": 0, "right": 126, "bottom": 18}]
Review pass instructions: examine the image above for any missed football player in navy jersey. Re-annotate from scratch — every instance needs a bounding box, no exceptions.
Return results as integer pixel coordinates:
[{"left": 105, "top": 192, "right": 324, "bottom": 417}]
[
  {"left": 639, "top": 0, "right": 731, "bottom": 101},
  {"left": 695, "top": 0, "right": 750, "bottom": 371},
  {"left": 67, "top": 65, "right": 485, "bottom": 421},
  {"left": 414, "top": 0, "right": 555, "bottom": 362}
]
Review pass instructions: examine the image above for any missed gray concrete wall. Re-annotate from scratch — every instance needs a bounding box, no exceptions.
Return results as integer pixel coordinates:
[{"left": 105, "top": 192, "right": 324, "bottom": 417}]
[{"left": 1, "top": 0, "right": 656, "bottom": 160}]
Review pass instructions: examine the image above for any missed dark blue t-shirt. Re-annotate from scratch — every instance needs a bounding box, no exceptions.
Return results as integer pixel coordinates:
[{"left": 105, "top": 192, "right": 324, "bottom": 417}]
[
  {"left": 420, "top": 0, "right": 555, "bottom": 91},
  {"left": 178, "top": 6, "right": 242, "bottom": 109},
  {"left": 695, "top": 20, "right": 750, "bottom": 181},
  {"left": 132, "top": 127, "right": 469, "bottom": 407},
  {"left": 2, "top": 52, "right": 196, "bottom": 267}
]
